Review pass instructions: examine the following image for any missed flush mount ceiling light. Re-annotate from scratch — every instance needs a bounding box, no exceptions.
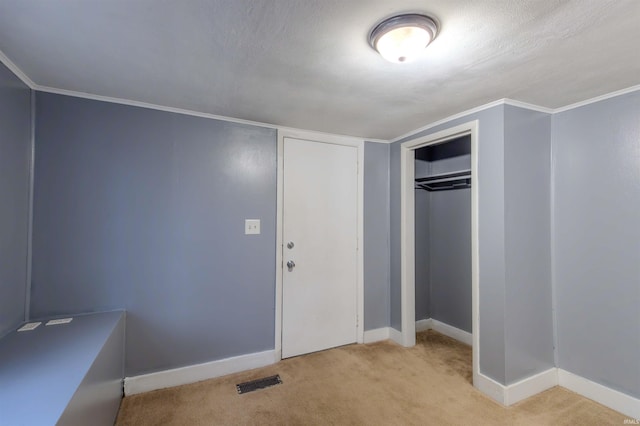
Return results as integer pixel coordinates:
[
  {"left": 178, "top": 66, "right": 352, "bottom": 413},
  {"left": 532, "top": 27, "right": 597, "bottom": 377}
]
[{"left": 369, "top": 14, "right": 438, "bottom": 63}]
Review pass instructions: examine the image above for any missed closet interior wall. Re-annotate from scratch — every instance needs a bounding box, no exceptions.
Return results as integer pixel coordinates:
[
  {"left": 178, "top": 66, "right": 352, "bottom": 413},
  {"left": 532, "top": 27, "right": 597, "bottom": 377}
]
[{"left": 415, "top": 136, "right": 472, "bottom": 334}]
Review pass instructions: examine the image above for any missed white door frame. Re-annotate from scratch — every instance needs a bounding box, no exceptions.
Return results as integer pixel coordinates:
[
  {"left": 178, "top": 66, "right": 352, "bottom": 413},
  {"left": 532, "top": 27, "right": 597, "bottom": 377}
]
[
  {"left": 275, "top": 129, "right": 365, "bottom": 360},
  {"left": 400, "top": 120, "right": 479, "bottom": 387}
]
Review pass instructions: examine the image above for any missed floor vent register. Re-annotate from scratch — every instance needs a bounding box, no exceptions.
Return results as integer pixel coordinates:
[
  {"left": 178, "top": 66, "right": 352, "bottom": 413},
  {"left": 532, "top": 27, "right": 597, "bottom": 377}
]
[{"left": 236, "top": 375, "right": 282, "bottom": 394}]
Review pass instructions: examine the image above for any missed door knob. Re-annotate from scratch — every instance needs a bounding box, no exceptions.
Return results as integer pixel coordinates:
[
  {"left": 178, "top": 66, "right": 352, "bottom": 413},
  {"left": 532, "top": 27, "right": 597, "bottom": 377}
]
[{"left": 286, "top": 260, "right": 296, "bottom": 272}]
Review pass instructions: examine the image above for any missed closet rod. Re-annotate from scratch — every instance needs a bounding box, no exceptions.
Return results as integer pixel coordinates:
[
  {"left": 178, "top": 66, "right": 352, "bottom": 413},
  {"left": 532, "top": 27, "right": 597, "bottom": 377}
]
[
  {"left": 415, "top": 169, "right": 471, "bottom": 192},
  {"left": 415, "top": 169, "right": 471, "bottom": 184}
]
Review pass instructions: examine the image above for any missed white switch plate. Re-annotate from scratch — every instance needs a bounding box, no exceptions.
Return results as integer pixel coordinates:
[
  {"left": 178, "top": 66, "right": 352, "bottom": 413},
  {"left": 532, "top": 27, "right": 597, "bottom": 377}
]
[
  {"left": 18, "top": 322, "right": 41, "bottom": 332},
  {"left": 245, "top": 219, "right": 261, "bottom": 235},
  {"left": 46, "top": 318, "right": 73, "bottom": 326}
]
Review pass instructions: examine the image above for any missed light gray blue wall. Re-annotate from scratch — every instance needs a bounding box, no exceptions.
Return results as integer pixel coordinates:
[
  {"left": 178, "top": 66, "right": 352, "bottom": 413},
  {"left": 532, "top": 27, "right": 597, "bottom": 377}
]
[
  {"left": 428, "top": 188, "right": 471, "bottom": 333},
  {"left": 0, "top": 62, "right": 31, "bottom": 338},
  {"left": 552, "top": 91, "right": 640, "bottom": 398},
  {"left": 392, "top": 106, "right": 507, "bottom": 383},
  {"left": 504, "top": 105, "right": 554, "bottom": 384},
  {"left": 31, "top": 93, "right": 277, "bottom": 376},
  {"left": 364, "top": 142, "right": 390, "bottom": 330}
]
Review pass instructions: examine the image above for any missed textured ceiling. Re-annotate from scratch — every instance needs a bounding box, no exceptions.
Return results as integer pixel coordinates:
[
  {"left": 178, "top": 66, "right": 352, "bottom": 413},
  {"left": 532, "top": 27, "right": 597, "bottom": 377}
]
[{"left": 0, "top": 0, "right": 638, "bottom": 140}]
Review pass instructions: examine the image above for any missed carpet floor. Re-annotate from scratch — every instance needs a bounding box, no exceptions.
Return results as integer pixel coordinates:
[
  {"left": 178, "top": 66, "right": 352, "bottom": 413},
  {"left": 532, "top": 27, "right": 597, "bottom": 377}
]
[{"left": 116, "top": 331, "right": 625, "bottom": 425}]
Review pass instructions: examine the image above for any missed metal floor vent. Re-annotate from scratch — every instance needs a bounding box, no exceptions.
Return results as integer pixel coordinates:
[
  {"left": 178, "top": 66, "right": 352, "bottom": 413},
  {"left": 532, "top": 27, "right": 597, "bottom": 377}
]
[{"left": 236, "top": 375, "right": 282, "bottom": 394}]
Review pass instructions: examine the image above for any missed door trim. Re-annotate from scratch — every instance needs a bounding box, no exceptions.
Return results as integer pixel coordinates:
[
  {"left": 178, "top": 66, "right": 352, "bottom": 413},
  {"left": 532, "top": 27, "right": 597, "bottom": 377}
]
[
  {"left": 275, "top": 129, "right": 365, "bottom": 360},
  {"left": 399, "top": 120, "right": 479, "bottom": 388}
]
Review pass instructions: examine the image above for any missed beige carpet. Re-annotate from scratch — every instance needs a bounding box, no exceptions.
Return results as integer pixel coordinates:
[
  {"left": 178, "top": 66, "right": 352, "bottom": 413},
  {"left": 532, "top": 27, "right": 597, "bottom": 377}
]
[{"left": 116, "top": 331, "right": 625, "bottom": 425}]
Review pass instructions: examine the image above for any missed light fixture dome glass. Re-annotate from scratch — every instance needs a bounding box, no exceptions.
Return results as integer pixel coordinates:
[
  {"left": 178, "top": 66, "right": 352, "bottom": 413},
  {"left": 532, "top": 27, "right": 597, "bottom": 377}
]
[{"left": 369, "top": 14, "right": 438, "bottom": 63}]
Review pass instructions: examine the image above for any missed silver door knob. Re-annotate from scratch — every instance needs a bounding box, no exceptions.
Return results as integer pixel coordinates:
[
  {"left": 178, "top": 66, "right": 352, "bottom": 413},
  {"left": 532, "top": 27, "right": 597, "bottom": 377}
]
[{"left": 286, "top": 260, "right": 296, "bottom": 271}]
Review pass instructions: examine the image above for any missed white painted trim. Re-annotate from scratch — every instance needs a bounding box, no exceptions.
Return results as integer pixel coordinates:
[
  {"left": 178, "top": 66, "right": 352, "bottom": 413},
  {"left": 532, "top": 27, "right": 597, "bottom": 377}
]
[
  {"left": 275, "top": 129, "right": 365, "bottom": 357},
  {"left": 389, "top": 327, "right": 404, "bottom": 345},
  {"left": 276, "top": 127, "right": 364, "bottom": 147},
  {"left": 34, "top": 81, "right": 640, "bottom": 146},
  {"left": 476, "top": 373, "right": 508, "bottom": 405},
  {"left": 363, "top": 327, "right": 390, "bottom": 343},
  {"left": 399, "top": 121, "right": 479, "bottom": 389},
  {"left": 505, "top": 368, "right": 558, "bottom": 405},
  {"left": 274, "top": 132, "right": 284, "bottom": 361},
  {"left": 549, "top": 120, "right": 559, "bottom": 367},
  {"left": 24, "top": 90, "right": 36, "bottom": 321},
  {"left": 416, "top": 318, "right": 471, "bottom": 346},
  {"left": 391, "top": 100, "right": 504, "bottom": 143},
  {"left": 38, "top": 85, "right": 278, "bottom": 129},
  {"left": 475, "top": 367, "right": 639, "bottom": 415},
  {"left": 470, "top": 120, "right": 480, "bottom": 390},
  {"left": 476, "top": 369, "right": 558, "bottom": 406},
  {"left": 559, "top": 369, "right": 640, "bottom": 420},
  {"left": 34, "top": 85, "right": 388, "bottom": 143},
  {"left": 31, "top": 81, "right": 640, "bottom": 147},
  {"left": 0, "top": 49, "right": 36, "bottom": 89},
  {"left": 390, "top": 86, "right": 640, "bottom": 143},
  {"left": 503, "top": 99, "right": 554, "bottom": 114},
  {"left": 356, "top": 138, "right": 365, "bottom": 344},
  {"left": 367, "top": 318, "right": 476, "bottom": 346},
  {"left": 430, "top": 319, "right": 473, "bottom": 346},
  {"left": 415, "top": 319, "right": 432, "bottom": 332},
  {"left": 123, "top": 350, "right": 278, "bottom": 396},
  {"left": 553, "top": 84, "right": 640, "bottom": 114},
  {"left": 2, "top": 46, "right": 638, "bottom": 145},
  {"left": 399, "top": 145, "right": 416, "bottom": 347}
]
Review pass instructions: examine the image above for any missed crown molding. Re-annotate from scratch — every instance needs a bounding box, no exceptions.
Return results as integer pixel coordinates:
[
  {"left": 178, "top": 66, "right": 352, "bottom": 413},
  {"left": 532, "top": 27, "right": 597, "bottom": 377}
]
[
  {"left": 36, "top": 85, "right": 385, "bottom": 143},
  {"left": 37, "top": 85, "right": 281, "bottom": 130},
  {"left": 390, "top": 84, "right": 640, "bottom": 143},
  {"left": 0, "top": 50, "right": 36, "bottom": 89},
  {"left": 552, "top": 84, "right": 640, "bottom": 114},
  {"left": 389, "top": 99, "right": 506, "bottom": 144},
  {"left": 503, "top": 99, "right": 554, "bottom": 114},
  {"left": 1, "top": 47, "right": 639, "bottom": 144}
]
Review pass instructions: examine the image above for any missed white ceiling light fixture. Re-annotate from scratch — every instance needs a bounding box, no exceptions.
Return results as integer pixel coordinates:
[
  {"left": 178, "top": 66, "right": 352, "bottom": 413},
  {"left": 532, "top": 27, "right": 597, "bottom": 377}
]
[{"left": 369, "top": 14, "right": 439, "bottom": 63}]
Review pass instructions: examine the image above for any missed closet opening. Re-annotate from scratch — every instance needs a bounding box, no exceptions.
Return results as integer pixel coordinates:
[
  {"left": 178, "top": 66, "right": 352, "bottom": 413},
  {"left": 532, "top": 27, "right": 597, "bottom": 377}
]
[
  {"left": 399, "top": 120, "right": 479, "bottom": 389},
  {"left": 414, "top": 135, "right": 472, "bottom": 383}
]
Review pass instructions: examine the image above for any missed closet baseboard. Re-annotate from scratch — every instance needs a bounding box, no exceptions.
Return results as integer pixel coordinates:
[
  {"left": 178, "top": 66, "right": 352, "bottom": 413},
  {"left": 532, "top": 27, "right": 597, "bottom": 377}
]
[
  {"left": 429, "top": 319, "right": 472, "bottom": 346},
  {"left": 363, "top": 327, "right": 390, "bottom": 343},
  {"left": 415, "top": 318, "right": 472, "bottom": 346},
  {"left": 365, "top": 319, "right": 471, "bottom": 346},
  {"left": 476, "top": 368, "right": 558, "bottom": 406},
  {"left": 415, "top": 319, "right": 432, "bottom": 332}
]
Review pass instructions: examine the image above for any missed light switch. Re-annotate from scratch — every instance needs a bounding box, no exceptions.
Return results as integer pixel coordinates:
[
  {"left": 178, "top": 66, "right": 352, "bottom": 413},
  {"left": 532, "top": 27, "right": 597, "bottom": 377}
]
[{"left": 245, "top": 219, "right": 261, "bottom": 235}]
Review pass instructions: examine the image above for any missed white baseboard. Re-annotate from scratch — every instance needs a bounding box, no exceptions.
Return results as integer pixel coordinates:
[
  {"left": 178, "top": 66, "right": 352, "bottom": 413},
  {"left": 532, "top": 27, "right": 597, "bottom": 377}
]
[
  {"left": 365, "top": 319, "right": 470, "bottom": 346},
  {"left": 363, "top": 327, "right": 390, "bottom": 343},
  {"left": 122, "top": 341, "right": 640, "bottom": 420},
  {"left": 415, "top": 318, "right": 432, "bottom": 332},
  {"left": 506, "top": 368, "right": 558, "bottom": 405},
  {"left": 389, "top": 327, "right": 403, "bottom": 345},
  {"left": 430, "top": 319, "right": 473, "bottom": 346},
  {"left": 476, "top": 373, "right": 509, "bottom": 405},
  {"left": 475, "top": 366, "right": 639, "bottom": 418},
  {"left": 558, "top": 369, "right": 640, "bottom": 420},
  {"left": 475, "top": 368, "right": 558, "bottom": 406},
  {"left": 124, "top": 350, "right": 278, "bottom": 396}
]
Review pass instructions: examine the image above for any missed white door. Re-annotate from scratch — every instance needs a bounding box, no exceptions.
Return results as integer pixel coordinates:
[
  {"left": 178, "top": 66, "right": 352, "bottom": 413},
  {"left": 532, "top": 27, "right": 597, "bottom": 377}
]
[{"left": 281, "top": 137, "right": 358, "bottom": 358}]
